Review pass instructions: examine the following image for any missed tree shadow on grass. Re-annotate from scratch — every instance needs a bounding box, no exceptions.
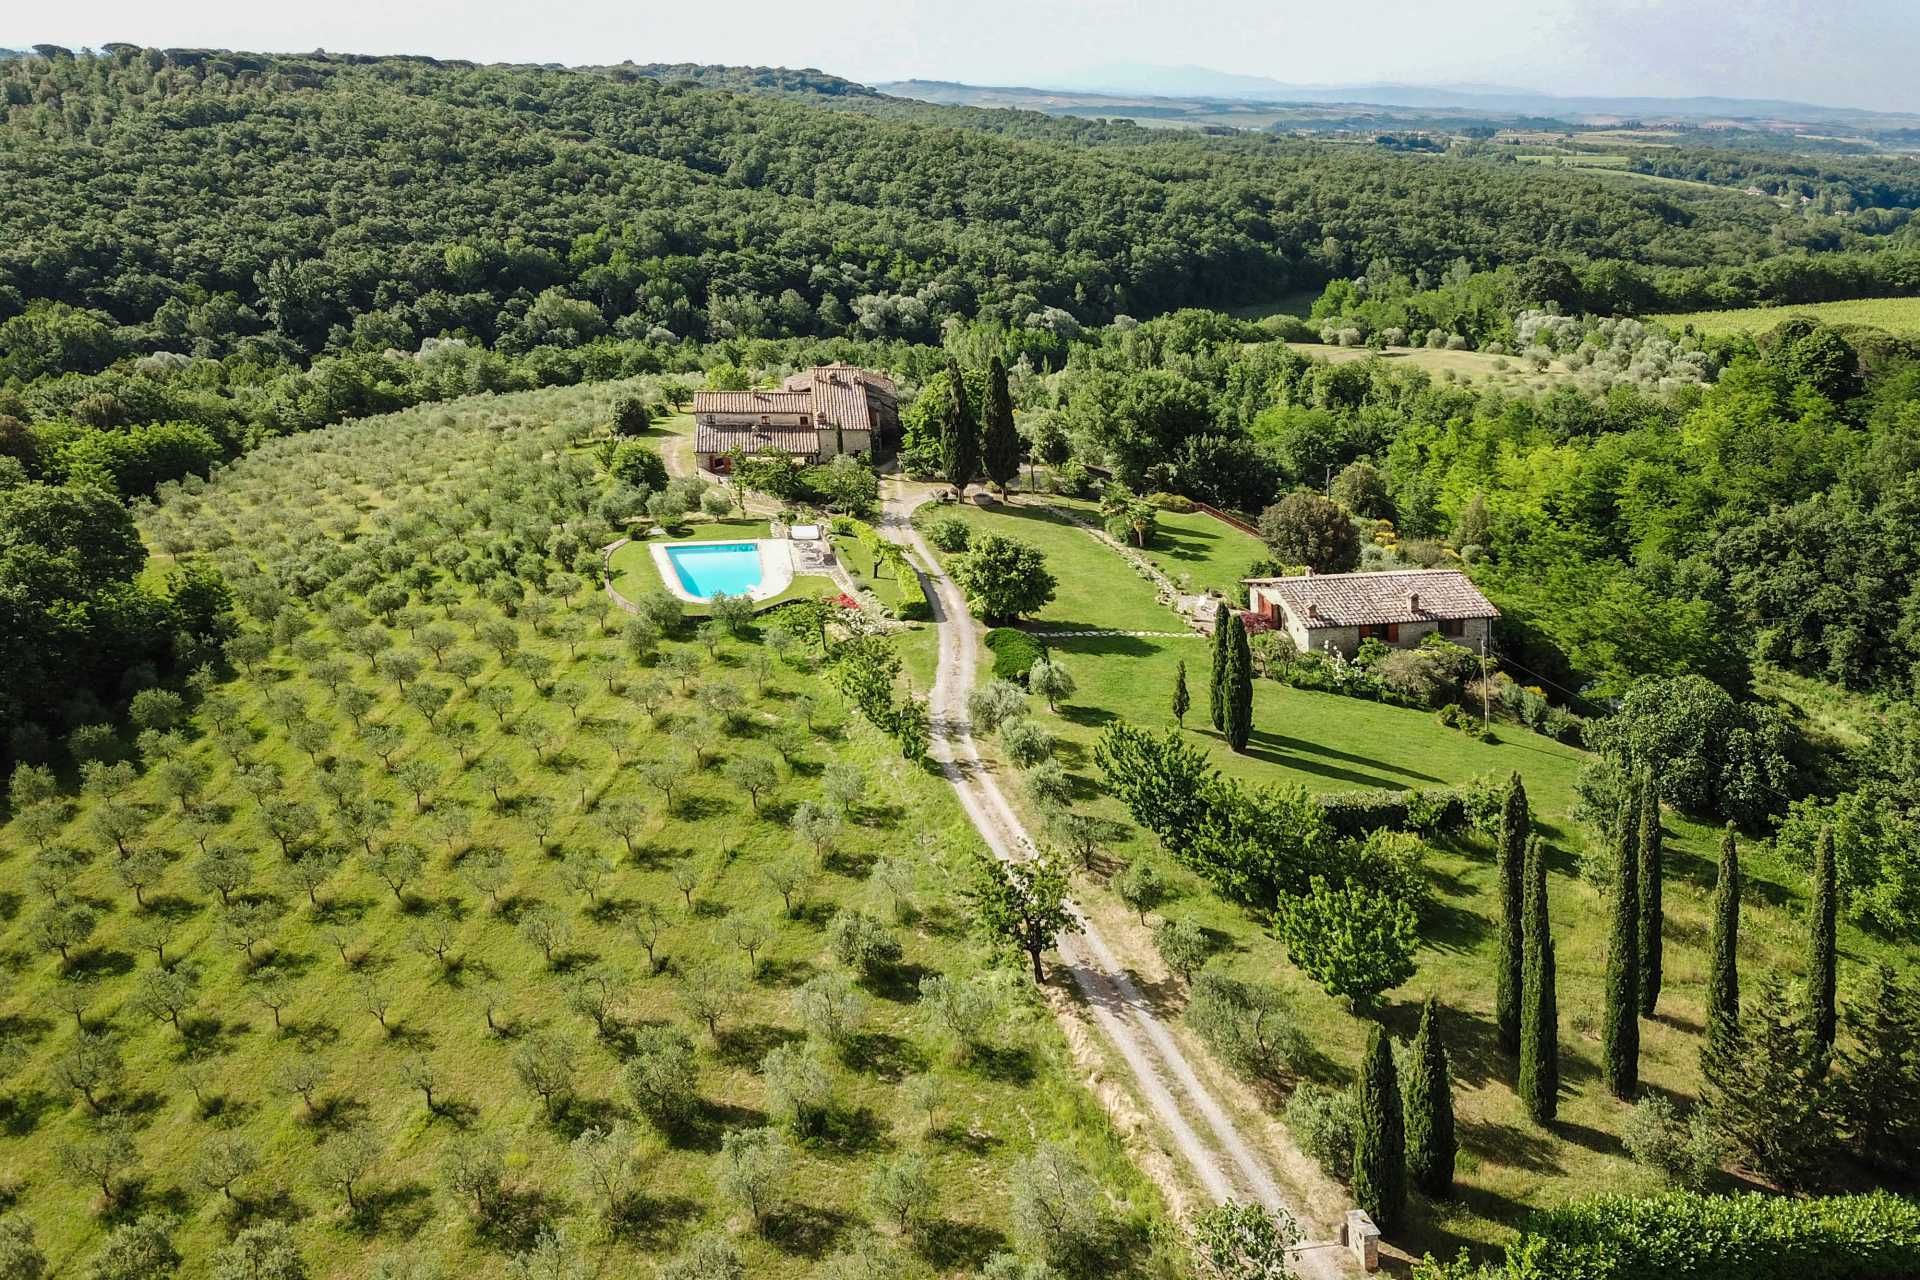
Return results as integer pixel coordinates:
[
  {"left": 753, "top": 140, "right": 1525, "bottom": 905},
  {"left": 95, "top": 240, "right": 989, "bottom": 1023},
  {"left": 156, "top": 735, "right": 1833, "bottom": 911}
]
[
  {"left": 140, "top": 894, "right": 203, "bottom": 922},
  {"left": 765, "top": 1202, "right": 856, "bottom": 1259},
  {"left": 310, "top": 1094, "right": 372, "bottom": 1135},
  {"left": 608, "top": 1192, "right": 705, "bottom": 1249},
  {"left": 966, "top": 1042, "right": 1037, "bottom": 1086},
  {"left": 314, "top": 895, "right": 376, "bottom": 926},
  {"left": 1420, "top": 900, "right": 1490, "bottom": 955},
  {"left": 180, "top": 1014, "right": 248, "bottom": 1059},
  {"left": 675, "top": 1099, "right": 771, "bottom": 1153},
  {"left": 1550, "top": 1116, "right": 1624, "bottom": 1160},
  {"left": 0, "top": 1089, "right": 58, "bottom": 1138},
  {"left": 225, "top": 1186, "right": 309, "bottom": 1232},
  {"left": 757, "top": 956, "right": 821, "bottom": 988},
  {"left": 1234, "top": 734, "right": 1418, "bottom": 790},
  {"left": 1058, "top": 702, "right": 1122, "bottom": 731},
  {"left": 68, "top": 948, "right": 135, "bottom": 981},
  {"left": 844, "top": 1031, "right": 926, "bottom": 1082},
  {"left": 478, "top": 1186, "right": 568, "bottom": 1254},
  {"left": 1265, "top": 728, "right": 1449, "bottom": 784},
  {"left": 109, "top": 1178, "right": 190, "bottom": 1226},
  {"left": 716, "top": 1022, "right": 803, "bottom": 1069},
  {"left": 343, "top": 1179, "right": 435, "bottom": 1239},
  {"left": 1459, "top": 1116, "right": 1563, "bottom": 1175},
  {"left": 801, "top": 1105, "right": 891, "bottom": 1157},
  {"left": 919, "top": 1218, "right": 1009, "bottom": 1272},
  {"left": 864, "top": 961, "right": 932, "bottom": 1005}
]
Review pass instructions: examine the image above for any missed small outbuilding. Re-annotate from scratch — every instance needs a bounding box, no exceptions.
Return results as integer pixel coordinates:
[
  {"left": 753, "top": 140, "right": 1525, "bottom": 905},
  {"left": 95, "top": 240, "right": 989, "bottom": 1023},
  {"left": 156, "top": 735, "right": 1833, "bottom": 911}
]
[{"left": 1242, "top": 568, "right": 1498, "bottom": 658}]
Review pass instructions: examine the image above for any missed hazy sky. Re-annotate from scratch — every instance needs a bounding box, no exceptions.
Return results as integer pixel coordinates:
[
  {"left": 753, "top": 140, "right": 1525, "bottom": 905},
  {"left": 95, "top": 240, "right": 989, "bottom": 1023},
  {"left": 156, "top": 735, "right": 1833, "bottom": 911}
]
[{"left": 18, "top": 0, "right": 1919, "bottom": 113}]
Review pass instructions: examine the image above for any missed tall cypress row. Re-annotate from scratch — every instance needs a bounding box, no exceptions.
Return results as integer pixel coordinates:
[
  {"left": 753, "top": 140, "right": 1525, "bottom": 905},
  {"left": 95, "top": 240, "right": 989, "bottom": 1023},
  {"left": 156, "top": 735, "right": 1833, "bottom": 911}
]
[
  {"left": 1603, "top": 789, "right": 1640, "bottom": 1099},
  {"left": 939, "top": 357, "right": 978, "bottom": 499},
  {"left": 1809, "top": 825, "right": 1838, "bottom": 1060},
  {"left": 1636, "top": 773, "right": 1664, "bottom": 1017},
  {"left": 1495, "top": 772, "right": 1529, "bottom": 1056},
  {"left": 980, "top": 355, "right": 1021, "bottom": 499},
  {"left": 1224, "top": 611, "right": 1254, "bottom": 752},
  {"left": 1702, "top": 824, "right": 1742, "bottom": 1091},
  {"left": 1352, "top": 1023, "right": 1406, "bottom": 1231},
  {"left": 1208, "top": 608, "right": 1231, "bottom": 731},
  {"left": 1519, "top": 834, "right": 1559, "bottom": 1124},
  {"left": 1403, "top": 996, "right": 1455, "bottom": 1198}
]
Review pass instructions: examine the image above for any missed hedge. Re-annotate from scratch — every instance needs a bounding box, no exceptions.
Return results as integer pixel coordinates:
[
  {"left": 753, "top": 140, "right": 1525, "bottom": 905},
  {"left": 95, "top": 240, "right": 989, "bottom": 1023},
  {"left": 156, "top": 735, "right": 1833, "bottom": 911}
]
[
  {"left": 1318, "top": 787, "right": 1463, "bottom": 838},
  {"left": 895, "top": 570, "right": 933, "bottom": 622},
  {"left": 1520, "top": 1190, "right": 1920, "bottom": 1280},
  {"left": 985, "top": 628, "right": 1045, "bottom": 686}
]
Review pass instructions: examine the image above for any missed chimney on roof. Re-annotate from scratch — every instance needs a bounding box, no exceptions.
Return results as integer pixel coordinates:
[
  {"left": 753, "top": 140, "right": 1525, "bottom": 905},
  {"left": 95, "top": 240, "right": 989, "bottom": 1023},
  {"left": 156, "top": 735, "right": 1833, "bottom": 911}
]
[
  {"left": 1302, "top": 566, "right": 1313, "bottom": 576},
  {"left": 1409, "top": 591, "right": 1420, "bottom": 612}
]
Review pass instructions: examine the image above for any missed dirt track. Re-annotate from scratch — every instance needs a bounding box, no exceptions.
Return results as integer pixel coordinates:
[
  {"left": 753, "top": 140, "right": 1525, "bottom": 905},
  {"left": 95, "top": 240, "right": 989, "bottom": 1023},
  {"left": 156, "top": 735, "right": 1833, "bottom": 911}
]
[{"left": 879, "top": 485, "right": 1349, "bottom": 1277}]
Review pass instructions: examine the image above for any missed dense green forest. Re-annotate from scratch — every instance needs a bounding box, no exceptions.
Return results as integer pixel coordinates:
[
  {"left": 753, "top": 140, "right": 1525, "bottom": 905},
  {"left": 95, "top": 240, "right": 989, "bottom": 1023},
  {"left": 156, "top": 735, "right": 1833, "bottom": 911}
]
[{"left": 3, "top": 45, "right": 1908, "bottom": 363}]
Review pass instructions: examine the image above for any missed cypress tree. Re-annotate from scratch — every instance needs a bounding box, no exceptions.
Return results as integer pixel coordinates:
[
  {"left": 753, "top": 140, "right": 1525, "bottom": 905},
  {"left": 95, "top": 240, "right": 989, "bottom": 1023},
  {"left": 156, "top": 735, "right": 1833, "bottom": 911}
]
[
  {"left": 1494, "top": 772, "right": 1529, "bottom": 1056},
  {"left": 939, "top": 357, "right": 978, "bottom": 499},
  {"left": 1836, "top": 964, "right": 1920, "bottom": 1172},
  {"left": 1603, "top": 789, "right": 1640, "bottom": 1099},
  {"left": 1809, "top": 825, "right": 1838, "bottom": 1061},
  {"left": 1224, "top": 612, "right": 1253, "bottom": 752},
  {"left": 1519, "top": 835, "right": 1559, "bottom": 1124},
  {"left": 1710, "top": 971, "right": 1833, "bottom": 1188},
  {"left": 980, "top": 355, "right": 1021, "bottom": 499},
  {"left": 1636, "top": 773, "right": 1664, "bottom": 1017},
  {"left": 1702, "top": 824, "right": 1741, "bottom": 1092},
  {"left": 1352, "top": 1023, "right": 1406, "bottom": 1231},
  {"left": 1403, "top": 996, "right": 1455, "bottom": 1198},
  {"left": 1209, "top": 609, "right": 1231, "bottom": 731},
  {"left": 1171, "top": 660, "right": 1190, "bottom": 727}
]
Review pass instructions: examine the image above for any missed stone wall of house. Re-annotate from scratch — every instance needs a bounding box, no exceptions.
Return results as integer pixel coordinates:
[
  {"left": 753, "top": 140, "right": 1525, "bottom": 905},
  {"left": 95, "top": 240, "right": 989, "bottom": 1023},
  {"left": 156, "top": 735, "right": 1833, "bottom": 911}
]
[
  {"left": 815, "top": 427, "right": 872, "bottom": 460},
  {"left": 1254, "top": 606, "right": 1492, "bottom": 659}
]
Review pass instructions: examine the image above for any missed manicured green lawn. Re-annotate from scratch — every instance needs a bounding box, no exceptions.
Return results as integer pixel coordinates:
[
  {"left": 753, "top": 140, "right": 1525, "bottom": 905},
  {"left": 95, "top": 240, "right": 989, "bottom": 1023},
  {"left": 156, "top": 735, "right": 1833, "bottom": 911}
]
[
  {"left": 0, "top": 388, "right": 1169, "bottom": 1279},
  {"left": 913, "top": 498, "right": 1177, "bottom": 634},
  {"left": 1134, "top": 508, "right": 1269, "bottom": 599}
]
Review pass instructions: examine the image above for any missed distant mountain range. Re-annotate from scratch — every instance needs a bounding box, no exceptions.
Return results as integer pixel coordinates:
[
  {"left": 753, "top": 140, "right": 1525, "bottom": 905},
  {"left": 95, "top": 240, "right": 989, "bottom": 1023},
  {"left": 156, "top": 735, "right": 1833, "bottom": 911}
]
[
  {"left": 880, "top": 66, "right": 1920, "bottom": 136},
  {"left": 1035, "top": 63, "right": 1916, "bottom": 125}
]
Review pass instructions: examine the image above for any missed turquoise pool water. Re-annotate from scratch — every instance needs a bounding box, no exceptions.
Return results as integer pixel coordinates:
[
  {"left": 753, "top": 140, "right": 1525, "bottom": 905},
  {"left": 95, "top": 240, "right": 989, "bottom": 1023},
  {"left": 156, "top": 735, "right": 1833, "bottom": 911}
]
[{"left": 664, "top": 542, "right": 763, "bottom": 599}]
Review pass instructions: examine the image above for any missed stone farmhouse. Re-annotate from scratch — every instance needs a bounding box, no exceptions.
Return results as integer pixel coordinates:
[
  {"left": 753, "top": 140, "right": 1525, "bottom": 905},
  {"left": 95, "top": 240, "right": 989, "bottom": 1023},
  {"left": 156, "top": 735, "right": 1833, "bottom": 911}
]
[
  {"left": 692, "top": 363, "right": 898, "bottom": 473},
  {"left": 1242, "top": 568, "right": 1498, "bottom": 658}
]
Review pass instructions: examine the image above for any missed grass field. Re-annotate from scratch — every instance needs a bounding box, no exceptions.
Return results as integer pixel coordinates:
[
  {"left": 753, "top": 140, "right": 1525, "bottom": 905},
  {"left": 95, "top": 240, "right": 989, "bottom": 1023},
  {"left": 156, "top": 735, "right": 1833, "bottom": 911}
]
[
  {"left": 1654, "top": 296, "right": 1920, "bottom": 337},
  {"left": 1132, "top": 508, "right": 1270, "bottom": 599},
  {"left": 0, "top": 388, "right": 1170, "bottom": 1279},
  {"left": 915, "top": 490, "right": 1908, "bottom": 1259}
]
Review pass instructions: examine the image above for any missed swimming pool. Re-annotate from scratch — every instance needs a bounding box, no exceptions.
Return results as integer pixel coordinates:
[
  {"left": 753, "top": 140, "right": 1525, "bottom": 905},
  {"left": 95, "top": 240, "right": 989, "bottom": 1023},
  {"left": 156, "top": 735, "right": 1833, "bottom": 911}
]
[{"left": 662, "top": 542, "right": 764, "bottom": 599}]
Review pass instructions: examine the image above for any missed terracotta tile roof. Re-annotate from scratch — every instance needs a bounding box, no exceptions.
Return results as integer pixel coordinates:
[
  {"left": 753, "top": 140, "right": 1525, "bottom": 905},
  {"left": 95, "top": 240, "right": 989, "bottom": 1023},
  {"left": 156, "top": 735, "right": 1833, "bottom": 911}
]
[
  {"left": 693, "top": 366, "right": 897, "bottom": 456},
  {"left": 694, "top": 424, "right": 821, "bottom": 456},
  {"left": 690, "top": 389, "right": 813, "bottom": 415},
  {"left": 1243, "top": 569, "right": 1499, "bottom": 627}
]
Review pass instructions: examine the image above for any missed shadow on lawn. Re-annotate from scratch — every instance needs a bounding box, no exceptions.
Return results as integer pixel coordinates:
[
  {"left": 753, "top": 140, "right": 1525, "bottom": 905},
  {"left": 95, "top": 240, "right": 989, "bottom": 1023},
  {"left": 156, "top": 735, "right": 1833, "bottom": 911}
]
[{"left": 1230, "top": 728, "right": 1430, "bottom": 790}]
